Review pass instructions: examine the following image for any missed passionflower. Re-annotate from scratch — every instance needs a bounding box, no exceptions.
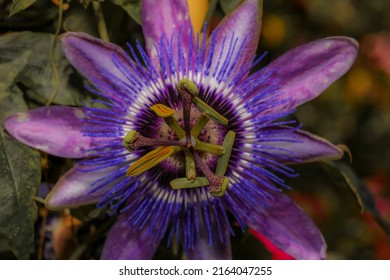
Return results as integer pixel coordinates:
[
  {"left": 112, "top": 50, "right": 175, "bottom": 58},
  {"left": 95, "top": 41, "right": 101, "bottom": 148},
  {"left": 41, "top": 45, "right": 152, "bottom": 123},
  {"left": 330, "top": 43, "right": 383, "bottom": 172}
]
[{"left": 4, "top": 0, "right": 358, "bottom": 259}]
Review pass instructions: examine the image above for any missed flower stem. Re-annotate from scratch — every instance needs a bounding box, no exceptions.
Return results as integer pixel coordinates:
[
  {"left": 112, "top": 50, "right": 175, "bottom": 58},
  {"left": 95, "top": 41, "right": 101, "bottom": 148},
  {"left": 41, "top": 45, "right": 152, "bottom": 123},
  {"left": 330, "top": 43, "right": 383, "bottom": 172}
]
[
  {"left": 92, "top": 1, "right": 110, "bottom": 42},
  {"left": 46, "top": 0, "right": 63, "bottom": 106}
]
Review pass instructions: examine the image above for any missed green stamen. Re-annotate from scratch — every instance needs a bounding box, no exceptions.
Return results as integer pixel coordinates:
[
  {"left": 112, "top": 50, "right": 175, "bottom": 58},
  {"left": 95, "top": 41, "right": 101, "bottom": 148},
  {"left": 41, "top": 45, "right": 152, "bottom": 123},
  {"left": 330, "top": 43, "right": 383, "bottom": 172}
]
[
  {"left": 195, "top": 139, "right": 224, "bottom": 156},
  {"left": 191, "top": 112, "right": 209, "bottom": 137},
  {"left": 165, "top": 117, "right": 186, "bottom": 140},
  {"left": 150, "top": 104, "right": 185, "bottom": 139},
  {"left": 192, "top": 97, "right": 229, "bottom": 125},
  {"left": 215, "top": 131, "right": 235, "bottom": 176},
  {"left": 170, "top": 177, "right": 209, "bottom": 189},
  {"left": 169, "top": 176, "right": 229, "bottom": 196},
  {"left": 184, "top": 150, "right": 196, "bottom": 181}
]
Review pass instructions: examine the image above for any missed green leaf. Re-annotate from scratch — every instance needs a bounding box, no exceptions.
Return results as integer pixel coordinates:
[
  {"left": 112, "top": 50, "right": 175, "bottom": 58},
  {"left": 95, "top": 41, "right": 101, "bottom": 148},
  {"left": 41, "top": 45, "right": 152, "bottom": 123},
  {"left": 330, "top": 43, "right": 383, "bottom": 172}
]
[
  {"left": 0, "top": 50, "right": 30, "bottom": 99},
  {"left": 79, "top": 0, "right": 92, "bottom": 9},
  {"left": 111, "top": 0, "right": 142, "bottom": 25},
  {"left": 0, "top": 32, "right": 86, "bottom": 106},
  {"left": 0, "top": 131, "right": 40, "bottom": 259},
  {"left": 9, "top": 0, "right": 38, "bottom": 16},
  {"left": 0, "top": 39, "right": 30, "bottom": 120},
  {"left": 0, "top": 85, "right": 28, "bottom": 122},
  {"left": 219, "top": 0, "right": 241, "bottom": 15},
  {"left": 0, "top": 57, "right": 41, "bottom": 259},
  {"left": 321, "top": 161, "right": 390, "bottom": 237},
  {"left": 204, "top": 0, "right": 219, "bottom": 24}
]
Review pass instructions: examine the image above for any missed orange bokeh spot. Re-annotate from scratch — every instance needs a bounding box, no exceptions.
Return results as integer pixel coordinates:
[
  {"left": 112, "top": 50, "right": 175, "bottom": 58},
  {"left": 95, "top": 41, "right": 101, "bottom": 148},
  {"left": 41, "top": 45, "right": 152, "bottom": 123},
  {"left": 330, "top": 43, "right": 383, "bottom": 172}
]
[{"left": 261, "top": 14, "right": 286, "bottom": 47}]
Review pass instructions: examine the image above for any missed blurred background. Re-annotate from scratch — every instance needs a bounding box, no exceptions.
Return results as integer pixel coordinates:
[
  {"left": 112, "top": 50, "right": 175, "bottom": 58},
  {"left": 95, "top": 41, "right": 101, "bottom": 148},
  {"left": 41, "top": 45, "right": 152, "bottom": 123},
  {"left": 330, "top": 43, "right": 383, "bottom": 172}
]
[{"left": 0, "top": 0, "right": 389, "bottom": 259}]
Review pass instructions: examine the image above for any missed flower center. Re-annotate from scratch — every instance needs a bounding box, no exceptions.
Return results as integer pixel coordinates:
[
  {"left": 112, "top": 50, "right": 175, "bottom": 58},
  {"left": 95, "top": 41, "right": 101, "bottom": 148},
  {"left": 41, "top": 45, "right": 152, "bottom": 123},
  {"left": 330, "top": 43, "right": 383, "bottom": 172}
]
[{"left": 122, "top": 78, "right": 235, "bottom": 197}]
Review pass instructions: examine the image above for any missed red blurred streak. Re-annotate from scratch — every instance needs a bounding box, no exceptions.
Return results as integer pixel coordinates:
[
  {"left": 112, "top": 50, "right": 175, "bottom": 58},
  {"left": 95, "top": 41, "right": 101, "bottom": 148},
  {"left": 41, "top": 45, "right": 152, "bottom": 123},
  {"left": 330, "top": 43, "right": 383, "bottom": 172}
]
[{"left": 250, "top": 229, "right": 295, "bottom": 260}]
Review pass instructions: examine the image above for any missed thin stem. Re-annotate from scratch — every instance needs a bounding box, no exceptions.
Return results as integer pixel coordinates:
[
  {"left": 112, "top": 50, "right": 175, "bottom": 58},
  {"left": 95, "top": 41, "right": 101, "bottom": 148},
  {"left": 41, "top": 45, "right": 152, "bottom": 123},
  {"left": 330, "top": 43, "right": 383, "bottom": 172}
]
[
  {"left": 46, "top": 0, "right": 63, "bottom": 106},
  {"left": 92, "top": 1, "right": 110, "bottom": 42}
]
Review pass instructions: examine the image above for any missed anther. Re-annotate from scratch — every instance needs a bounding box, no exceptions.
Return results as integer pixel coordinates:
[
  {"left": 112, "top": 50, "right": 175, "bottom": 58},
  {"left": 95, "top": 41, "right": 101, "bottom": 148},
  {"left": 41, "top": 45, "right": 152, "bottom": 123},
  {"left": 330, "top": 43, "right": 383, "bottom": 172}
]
[{"left": 127, "top": 146, "right": 180, "bottom": 176}]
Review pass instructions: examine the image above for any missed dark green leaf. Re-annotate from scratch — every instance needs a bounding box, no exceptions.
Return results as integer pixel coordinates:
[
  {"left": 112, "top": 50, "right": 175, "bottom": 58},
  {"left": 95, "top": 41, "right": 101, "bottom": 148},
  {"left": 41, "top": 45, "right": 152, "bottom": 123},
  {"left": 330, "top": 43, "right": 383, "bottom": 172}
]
[
  {"left": 321, "top": 161, "right": 390, "bottom": 237},
  {"left": 0, "top": 84, "right": 28, "bottom": 122},
  {"left": 9, "top": 0, "right": 38, "bottom": 16},
  {"left": 78, "top": 0, "right": 106, "bottom": 9},
  {"left": 0, "top": 59, "right": 40, "bottom": 259},
  {"left": 0, "top": 131, "right": 40, "bottom": 259},
  {"left": 219, "top": 0, "right": 241, "bottom": 15},
  {"left": 0, "top": 32, "right": 86, "bottom": 106},
  {"left": 79, "top": 0, "right": 92, "bottom": 9},
  {"left": 0, "top": 38, "right": 30, "bottom": 120},
  {"left": 111, "top": 0, "right": 142, "bottom": 25},
  {"left": 204, "top": 0, "right": 219, "bottom": 24},
  {"left": 0, "top": 50, "right": 30, "bottom": 99}
]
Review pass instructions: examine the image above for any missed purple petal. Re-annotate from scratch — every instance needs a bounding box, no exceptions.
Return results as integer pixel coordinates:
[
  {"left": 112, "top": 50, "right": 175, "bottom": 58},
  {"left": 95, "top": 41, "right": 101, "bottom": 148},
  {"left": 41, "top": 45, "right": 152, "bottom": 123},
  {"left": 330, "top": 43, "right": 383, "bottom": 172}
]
[
  {"left": 101, "top": 212, "right": 160, "bottom": 260},
  {"left": 142, "top": 0, "right": 192, "bottom": 68},
  {"left": 4, "top": 106, "right": 96, "bottom": 158},
  {"left": 266, "top": 37, "right": 358, "bottom": 113},
  {"left": 61, "top": 32, "right": 133, "bottom": 102},
  {"left": 262, "top": 128, "right": 343, "bottom": 164},
  {"left": 246, "top": 192, "right": 326, "bottom": 260},
  {"left": 45, "top": 166, "right": 116, "bottom": 210},
  {"left": 209, "top": 0, "right": 262, "bottom": 78},
  {"left": 186, "top": 217, "right": 232, "bottom": 260}
]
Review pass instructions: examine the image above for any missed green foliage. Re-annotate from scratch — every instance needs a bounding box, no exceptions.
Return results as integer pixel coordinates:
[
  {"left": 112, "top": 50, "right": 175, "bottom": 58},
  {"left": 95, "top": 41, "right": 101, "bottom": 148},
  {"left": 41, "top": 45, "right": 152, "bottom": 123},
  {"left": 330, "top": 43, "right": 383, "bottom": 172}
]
[
  {"left": 111, "top": 0, "right": 142, "bottom": 25},
  {"left": 0, "top": 32, "right": 86, "bottom": 106},
  {"left": 0, "top": 132, "right": 40, "bottom": 259},
  {"left": 9, "top": 0, "right": 38, "bottom": 16},
  {"left": 321, "top": 161, "right": 390, "bottom": 237},
  {"left": 219, "top": 0, "right": 241, "bottom": 14},
  {"left": 79, "top": 0, "right": 93, "bottom": 9},
  {"left": 0, "top": 50, "right": 30, "bottom": 99},
  {"left": 0, "top": 40, "right": 41, "bottom": 258}
]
